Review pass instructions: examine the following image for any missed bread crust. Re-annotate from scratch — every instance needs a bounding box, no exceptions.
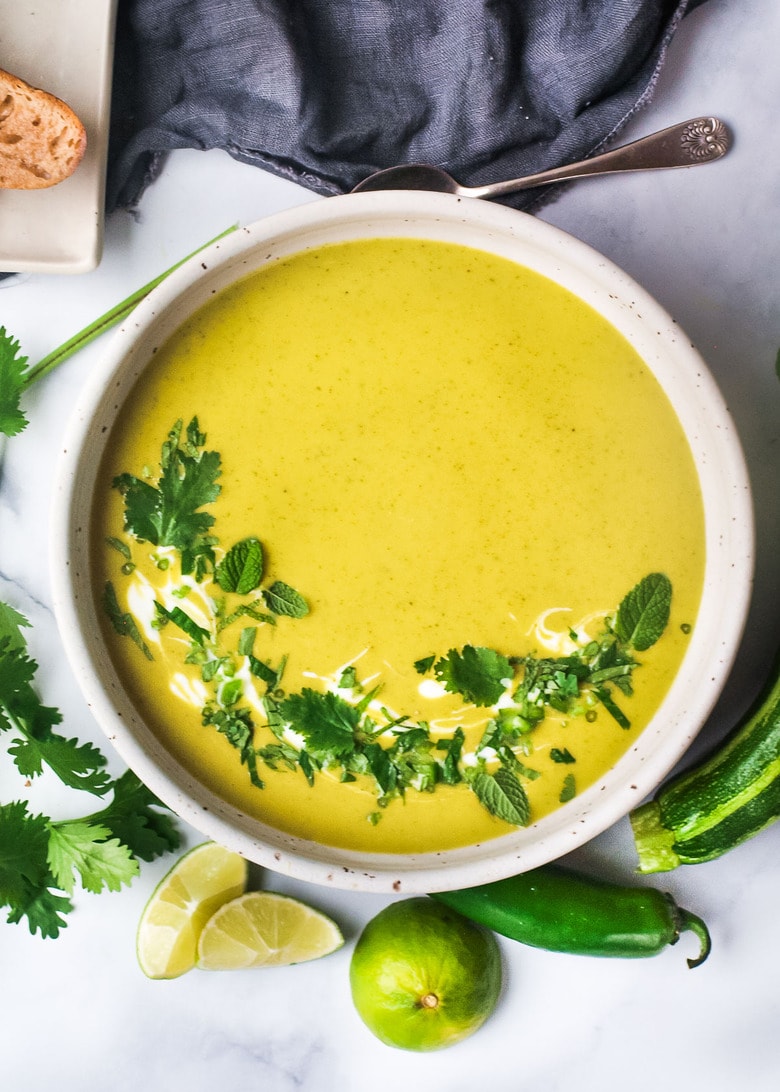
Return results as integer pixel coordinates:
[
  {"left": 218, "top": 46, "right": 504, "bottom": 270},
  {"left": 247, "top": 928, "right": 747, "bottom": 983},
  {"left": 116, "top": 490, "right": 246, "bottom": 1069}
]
[{"left": 0, "top": 67, "right": 87, "bottom": 189}]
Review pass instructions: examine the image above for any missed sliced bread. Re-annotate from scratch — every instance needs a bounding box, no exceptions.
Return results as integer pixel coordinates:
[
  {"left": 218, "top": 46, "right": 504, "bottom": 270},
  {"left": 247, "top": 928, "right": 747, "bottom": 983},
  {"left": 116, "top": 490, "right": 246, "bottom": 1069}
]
[{"left": 0, "top": 67, "right": 87, "bottom": 189}]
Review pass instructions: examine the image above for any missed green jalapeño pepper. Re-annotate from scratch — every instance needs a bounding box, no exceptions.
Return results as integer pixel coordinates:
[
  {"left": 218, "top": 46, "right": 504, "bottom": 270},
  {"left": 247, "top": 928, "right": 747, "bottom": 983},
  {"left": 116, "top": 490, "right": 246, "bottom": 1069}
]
[{"left": 430, "top": 864, "right": 710, "bottom": 968}]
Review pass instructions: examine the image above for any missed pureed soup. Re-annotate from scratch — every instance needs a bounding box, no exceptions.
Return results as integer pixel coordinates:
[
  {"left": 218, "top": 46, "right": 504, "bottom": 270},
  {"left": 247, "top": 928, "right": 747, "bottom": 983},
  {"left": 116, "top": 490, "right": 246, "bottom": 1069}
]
[{"left": 93, "top": 237, "right": 705, "bottom": 854}]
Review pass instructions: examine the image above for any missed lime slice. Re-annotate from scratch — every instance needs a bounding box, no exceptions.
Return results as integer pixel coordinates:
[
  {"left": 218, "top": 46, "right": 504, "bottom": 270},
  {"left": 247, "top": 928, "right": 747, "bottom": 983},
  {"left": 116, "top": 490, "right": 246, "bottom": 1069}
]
[
  {"left": 196, "top": 890, "right": 344, "bottom": 970},
  {"left": 136, "top": 841, "right": 248, "bottom": 979}
]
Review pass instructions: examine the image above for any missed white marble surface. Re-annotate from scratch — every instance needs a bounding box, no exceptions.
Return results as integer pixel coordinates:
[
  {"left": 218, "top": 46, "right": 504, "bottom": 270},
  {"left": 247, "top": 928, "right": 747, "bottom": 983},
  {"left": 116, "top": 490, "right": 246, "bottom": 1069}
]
[{"left": 2, "top": 2, "right": 780, "bottom": 1088}]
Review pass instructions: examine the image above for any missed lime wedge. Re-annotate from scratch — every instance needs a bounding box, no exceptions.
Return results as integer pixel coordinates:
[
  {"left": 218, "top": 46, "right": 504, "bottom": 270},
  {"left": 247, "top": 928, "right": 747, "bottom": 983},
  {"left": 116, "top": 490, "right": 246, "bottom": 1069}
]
[
  {"left": 196, "top": 890, "right": 344, "bottom": 970},
  {"left": 136, "top": 841, "right": 248, "bottom": 979}
]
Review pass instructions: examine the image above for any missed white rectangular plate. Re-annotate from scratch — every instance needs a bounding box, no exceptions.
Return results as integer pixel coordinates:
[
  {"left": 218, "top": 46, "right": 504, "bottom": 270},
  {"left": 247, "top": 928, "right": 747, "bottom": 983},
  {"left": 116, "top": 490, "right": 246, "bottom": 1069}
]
[{"left": 0, "top": 0, "right": 117, "bottom": 274}]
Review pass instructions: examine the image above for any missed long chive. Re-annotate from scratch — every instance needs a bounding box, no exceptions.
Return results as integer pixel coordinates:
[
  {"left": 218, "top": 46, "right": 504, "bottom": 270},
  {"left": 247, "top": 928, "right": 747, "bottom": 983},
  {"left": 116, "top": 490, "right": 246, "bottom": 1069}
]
[{"left": 22, "top": 224, "right": 238, "bottom": 389}]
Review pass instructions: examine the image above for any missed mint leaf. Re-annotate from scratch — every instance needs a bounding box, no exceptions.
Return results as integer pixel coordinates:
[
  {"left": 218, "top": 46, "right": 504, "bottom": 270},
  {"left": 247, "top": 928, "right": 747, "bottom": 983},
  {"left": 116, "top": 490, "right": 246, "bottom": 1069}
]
[
  {"left": 154, "top": 601, "right": 210, "bottom": 646},
  {"left": 262, "top": 581, "right": 309, "bottom": 619},
  {"left": 216, "top": 537, "right": 264, "bottom": 594},
  {"left": 249, "top": 654, "right": 286, "bottom": 690},
  {"left": 614, "top": 573, "right": 672, "bottom": 652},
  {"left": 103, "top": 583, "right": 154, "bottom": 660},
  {"left": 434, "top": 645, "right": 512, "bottom": 707},
  {"left": 549, "top": 747, "right": 576, "bottom": 764},
  {"left": 0, "top": 326, "right": 30, "bottom": 438},
  {"left": 470, "top": 767, "right": 530, "bottom": 826},
  {"left": 279, "top": 689, "right": 358, "bottom": 761}
]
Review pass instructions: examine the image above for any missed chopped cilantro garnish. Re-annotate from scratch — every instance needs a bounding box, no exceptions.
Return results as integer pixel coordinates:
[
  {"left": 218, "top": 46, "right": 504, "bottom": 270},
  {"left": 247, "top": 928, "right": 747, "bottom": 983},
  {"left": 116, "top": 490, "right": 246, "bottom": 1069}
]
[
  {"left": 559, "top": 772, "right": 577, "bottom": 803},
  {"left": 549, "top": 747, "right": 576, "bottom": 764}
]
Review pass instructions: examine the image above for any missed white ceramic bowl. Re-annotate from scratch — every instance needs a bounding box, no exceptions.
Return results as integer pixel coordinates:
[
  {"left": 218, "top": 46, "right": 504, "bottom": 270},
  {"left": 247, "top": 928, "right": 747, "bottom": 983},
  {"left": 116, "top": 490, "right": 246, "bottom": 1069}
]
[{"left": 51, "top": 193, "right": 754, "bottom": 893}]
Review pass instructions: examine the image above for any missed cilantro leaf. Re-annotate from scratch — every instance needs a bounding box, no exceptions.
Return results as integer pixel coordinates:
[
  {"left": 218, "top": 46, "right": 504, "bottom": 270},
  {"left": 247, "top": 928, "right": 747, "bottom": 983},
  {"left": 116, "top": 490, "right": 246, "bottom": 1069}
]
[
  {"left": 46, "top": 820, "right": 139, "bottom": 895},
  {"left": 613, "top": 572, "right": 672, "bottom": 651},
  {"left": 0, "top": 606, "right": 183, "bottom": 938},
  {"left": 0, "top": 601, "right": 30, "bottom": 649},
  {"left": 0, "top": 801, "right": 51, "bottom": 910},
  {"left": 434, "top": 645, "right": 513, "bottom": 706},
  {"left": 559, "top": 772, "right": 577, "bottom": 803},
  {"left": 0, "top": 801, "right": 72, "bottom": 938},
  {"left": 0, "top": 326, "right": 30, "bottom": 438},
  {"left": 279, "top": 689, "right": 358, "bottom": 761},
  {"left": 6, "top": 885, "right": 73, "bottom": 939},
  {"left": 216, "top": 537, "right": 264, "bottom": 594},
  {"left": 113, "top": 417, "right": 221, "bottom": 558},
  {"left": 0, "top": 635, "right": 110, "bottom": 793},
  {"left": 89, "top": 770, "right": 181, "bottom": 861},
  {"left": 7, "top": 733, "right": 111, "bottom": 795}
]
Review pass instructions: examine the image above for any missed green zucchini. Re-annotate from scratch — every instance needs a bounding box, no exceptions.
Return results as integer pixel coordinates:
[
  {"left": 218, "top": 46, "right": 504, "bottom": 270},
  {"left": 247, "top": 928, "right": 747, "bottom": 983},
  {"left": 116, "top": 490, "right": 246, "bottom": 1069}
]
[{"left": 631, "top": 651, "right": 780, "bottom": 872}]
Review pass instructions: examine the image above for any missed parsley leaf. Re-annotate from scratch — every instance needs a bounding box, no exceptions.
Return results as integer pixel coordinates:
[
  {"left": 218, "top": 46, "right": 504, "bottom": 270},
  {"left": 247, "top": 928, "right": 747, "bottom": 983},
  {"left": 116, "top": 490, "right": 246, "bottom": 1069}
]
[
  {"left": 434, "top": 645, "right": 513, "bottom": 706},
  {"left": 0, "top": 326, "right": 30, "bottom": 438}
]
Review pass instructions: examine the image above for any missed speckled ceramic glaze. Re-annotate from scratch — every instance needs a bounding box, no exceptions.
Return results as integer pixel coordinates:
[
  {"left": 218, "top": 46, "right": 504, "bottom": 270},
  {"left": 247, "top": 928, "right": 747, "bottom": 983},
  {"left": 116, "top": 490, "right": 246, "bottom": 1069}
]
[{"left": 51, "top": 192, "right": 753, "bottom": 893}]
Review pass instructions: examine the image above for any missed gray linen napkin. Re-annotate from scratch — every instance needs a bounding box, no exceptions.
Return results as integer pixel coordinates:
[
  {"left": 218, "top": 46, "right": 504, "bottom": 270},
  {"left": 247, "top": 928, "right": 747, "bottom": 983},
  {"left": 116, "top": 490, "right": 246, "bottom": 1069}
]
[{"left": 108, "top": 0, "right": 708, "bottom": 213}]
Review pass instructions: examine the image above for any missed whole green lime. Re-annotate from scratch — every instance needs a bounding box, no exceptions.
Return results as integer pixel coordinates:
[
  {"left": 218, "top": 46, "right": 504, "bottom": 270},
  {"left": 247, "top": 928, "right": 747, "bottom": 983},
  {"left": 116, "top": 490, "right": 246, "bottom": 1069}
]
[{"left": 349, "top": 897, "right": 502, "bottom": 1051}]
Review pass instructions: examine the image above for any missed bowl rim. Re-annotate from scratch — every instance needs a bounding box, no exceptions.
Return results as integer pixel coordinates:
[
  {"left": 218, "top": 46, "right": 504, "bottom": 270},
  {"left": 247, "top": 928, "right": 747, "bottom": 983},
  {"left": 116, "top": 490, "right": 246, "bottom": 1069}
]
[{"left": 50, "top": 191, "right": 755, "bottom": 893}]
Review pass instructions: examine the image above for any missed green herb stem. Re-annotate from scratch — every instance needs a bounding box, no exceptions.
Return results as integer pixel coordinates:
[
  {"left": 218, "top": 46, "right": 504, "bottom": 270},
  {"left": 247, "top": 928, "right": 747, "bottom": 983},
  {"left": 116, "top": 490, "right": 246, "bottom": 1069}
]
[{"left": 22, "top": 224, "right": 239, "bottom": 390}]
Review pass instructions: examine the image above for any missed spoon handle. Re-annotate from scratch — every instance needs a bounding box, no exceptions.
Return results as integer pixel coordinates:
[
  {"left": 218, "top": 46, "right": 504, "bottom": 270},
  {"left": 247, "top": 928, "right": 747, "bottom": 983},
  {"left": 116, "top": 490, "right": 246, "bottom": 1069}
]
[{"left": 469, "top": 117, "right": 731, "bottom": 200}]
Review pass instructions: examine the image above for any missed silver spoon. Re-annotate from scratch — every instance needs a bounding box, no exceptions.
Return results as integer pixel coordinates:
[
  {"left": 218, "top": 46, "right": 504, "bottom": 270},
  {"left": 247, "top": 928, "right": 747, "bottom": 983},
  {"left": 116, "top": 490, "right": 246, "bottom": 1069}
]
[{"left": 351, "top": 116, "right": 730, "bottom": 198}]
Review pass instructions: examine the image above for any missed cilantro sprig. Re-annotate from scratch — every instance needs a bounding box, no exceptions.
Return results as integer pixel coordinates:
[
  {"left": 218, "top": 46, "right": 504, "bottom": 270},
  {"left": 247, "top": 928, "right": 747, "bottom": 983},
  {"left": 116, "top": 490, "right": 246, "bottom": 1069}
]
[
  {"left": 0, "top": 327, "right": 30, "bottom": 437},
  {"left": 0, "top": 603, "right": 180, "bottom": 937}
]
